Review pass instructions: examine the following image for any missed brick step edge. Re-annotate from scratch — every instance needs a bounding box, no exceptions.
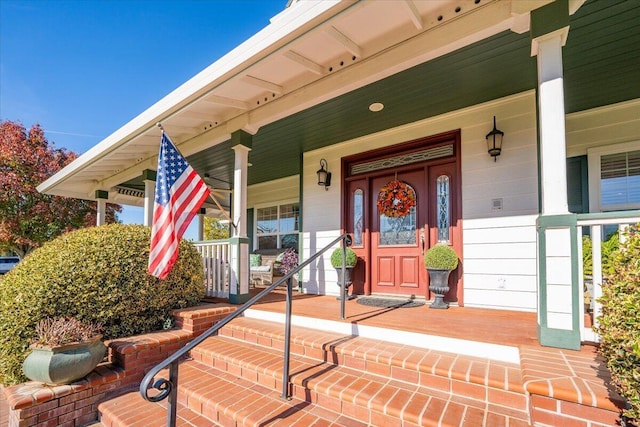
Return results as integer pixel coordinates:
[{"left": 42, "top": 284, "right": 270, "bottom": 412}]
[
  {"left": 100, "top": 361, "right": 362, "bottom": 427},
  {"left": 190, "top": 335, "right": 531, "bottom": 425},
  {"left": 221, "top": 316, "right": 524, "bottom": 394}
]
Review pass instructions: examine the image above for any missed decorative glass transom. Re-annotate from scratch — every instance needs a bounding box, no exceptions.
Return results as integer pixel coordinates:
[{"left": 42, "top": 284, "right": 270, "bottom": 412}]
[{"left": 351, "top": 144, "right": 453, "bottom": 175}]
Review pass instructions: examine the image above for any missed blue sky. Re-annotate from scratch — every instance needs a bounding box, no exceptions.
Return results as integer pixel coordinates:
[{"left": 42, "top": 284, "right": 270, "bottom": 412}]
[{"left": 0, "top": 0, "right": 285, "bottom": 239}]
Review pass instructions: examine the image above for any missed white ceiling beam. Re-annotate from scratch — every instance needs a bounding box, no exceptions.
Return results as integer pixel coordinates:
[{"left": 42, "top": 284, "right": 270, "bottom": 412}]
[
  {"left": 202, "top": 95, "right": 249, "bottom": 110},
  {"left": 401, "top": 0, "right": 423, "bottom": 31},
  {"left": 326, "top": 26, "right": 363, "bottom": 58},
  {"left": 283, "top": 50, "right": 325, "bottom": 75},
  {"left": 179, "top": 110, "right": 222, "bottom": 122},
  {"left": 241, "top": 75, "right": 284, "bottom": 94}
]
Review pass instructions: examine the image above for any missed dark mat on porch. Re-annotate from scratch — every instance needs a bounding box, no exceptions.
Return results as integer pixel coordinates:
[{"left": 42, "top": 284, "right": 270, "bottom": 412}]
[{"left": 356, "top": 296, "right": 425, "bottom": 308}]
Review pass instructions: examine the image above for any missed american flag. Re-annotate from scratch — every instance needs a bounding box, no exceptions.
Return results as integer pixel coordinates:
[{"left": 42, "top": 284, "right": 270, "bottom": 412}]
[{"left": 148, "top": 132, "right": 210, "bottom": 279}]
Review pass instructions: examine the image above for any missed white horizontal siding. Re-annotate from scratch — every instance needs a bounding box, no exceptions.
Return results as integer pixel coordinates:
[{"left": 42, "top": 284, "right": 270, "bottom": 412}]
[
  {"left": 462, "top": 215, "right": 538, "bottom": 311},
  {"left": 566, "top": 99, "right": 640, "bottom": 157},
  {"left": 248, "top": 175, "right": 299, "bottom": 208}
]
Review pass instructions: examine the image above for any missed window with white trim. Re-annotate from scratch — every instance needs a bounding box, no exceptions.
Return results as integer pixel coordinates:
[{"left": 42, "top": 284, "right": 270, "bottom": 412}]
[
  {"left": 588, "top": 142, "right": 640, "bottom": 212},
  {"left": 255, "top": 202, "right": 299, "bottom": 250}
]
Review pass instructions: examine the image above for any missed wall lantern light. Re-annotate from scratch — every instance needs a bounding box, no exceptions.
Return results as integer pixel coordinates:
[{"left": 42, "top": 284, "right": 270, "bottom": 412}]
[
  {"left": 317, "top": 158, "right": 332, "bottom": 190},
  {"left": 485, "top": 116, "right": 504, "bottom": 162}
]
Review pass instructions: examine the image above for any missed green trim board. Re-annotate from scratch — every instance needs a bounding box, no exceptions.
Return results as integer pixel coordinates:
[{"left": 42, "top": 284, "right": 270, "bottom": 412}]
[
  {"left": 95, "top": 190, "right": 108, "bottom": 200},
  {"left": 536, "top": 213, "right": 581, "bottom": 350},
  {"left": 530, "top": 0, "right": 569, "bottom": 40}
]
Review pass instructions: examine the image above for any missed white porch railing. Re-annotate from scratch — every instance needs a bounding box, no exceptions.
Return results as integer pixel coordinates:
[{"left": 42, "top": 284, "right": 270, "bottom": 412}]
[
  {"left": 193, "top": 240, "right": 230, "bottom": 298},
  {"left": 577, "top": 211, "right": 640, "bottom": 342}
]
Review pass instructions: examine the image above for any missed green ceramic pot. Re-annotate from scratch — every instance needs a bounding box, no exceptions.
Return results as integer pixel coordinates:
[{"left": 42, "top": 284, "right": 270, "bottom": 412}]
[{"left": 22, "top": 335, "right": 106, "bottom": 385}]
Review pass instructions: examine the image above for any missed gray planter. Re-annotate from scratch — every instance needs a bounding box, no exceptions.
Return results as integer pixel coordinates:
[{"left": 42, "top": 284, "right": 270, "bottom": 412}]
[
  {"left": 335, "top": 267, "right": 355, "bottom": 300},
  {"left": 22, "top": 335, "right": 106, "bottom": 385},
  {"left": 427, "top": 268, "right": 452, "bottom": 309}
]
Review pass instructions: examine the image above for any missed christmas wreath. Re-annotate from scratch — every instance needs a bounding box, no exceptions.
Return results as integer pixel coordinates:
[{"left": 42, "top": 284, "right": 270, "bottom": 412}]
[{"left": 377, "top": 180, "right": 416, "bottom": 218}]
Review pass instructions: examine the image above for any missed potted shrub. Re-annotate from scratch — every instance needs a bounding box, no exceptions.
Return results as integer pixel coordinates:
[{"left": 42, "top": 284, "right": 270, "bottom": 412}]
[
  {"left": 424, "top": 244, "right": 459, "bottom": 309},
  {"left": 330, "top": 247, "right": 358, "bottom": 300},
  {"left": 22, "top": 317, "right": 106, "bottom": 385}
]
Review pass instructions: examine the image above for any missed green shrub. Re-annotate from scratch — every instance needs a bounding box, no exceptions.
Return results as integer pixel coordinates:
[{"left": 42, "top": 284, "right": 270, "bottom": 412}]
[
  {"left": 0, "top": 224, "right": 204, "bottom": 385},
  {"left": 594, "top": 225, "right": 640, "bottom": 423},
  {"left": 582, "top": 232, "right": 620, "bottom": 277},
  {"left": 424, "top": 244, "right": 459, "bottom": 271},
  {"left": 330, "top": 247, "right": 357, "bottom": 268}
]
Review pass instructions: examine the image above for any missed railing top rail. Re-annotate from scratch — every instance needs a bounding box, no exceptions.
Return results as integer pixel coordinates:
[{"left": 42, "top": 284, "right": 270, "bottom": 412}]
[
  {"left": 576, "top": 210, "right": 640, "bottom": 225},
  {"left": 140, "top": 232, "right": 351, "bottom": 403},
  {"left": 192, "top": 239, "right": 232, "bottom": 246}
]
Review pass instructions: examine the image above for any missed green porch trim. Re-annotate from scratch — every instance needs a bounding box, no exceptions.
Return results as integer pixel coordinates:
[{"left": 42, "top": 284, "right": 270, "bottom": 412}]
[
  {"left": 231, "top": 130, "right": 253, "bottom": 149},
  {"left": 530, "top": 0, "right": 569, "bottom": 40},
  {"left": 141, "top": 169, "right": 157, "bottom": 181},
  {"left": 229, "top": 236, "right": 250, "bottom": 305},
  {"left": 536, "top": 213, "right": 581, "bottom": 350},
  {"left": 95, "top": 190, "right": 108, "bottom": 200}
]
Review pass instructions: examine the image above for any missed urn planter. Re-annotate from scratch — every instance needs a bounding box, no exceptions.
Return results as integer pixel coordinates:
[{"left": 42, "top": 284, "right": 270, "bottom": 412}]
[
  {"left": 426, "top": 268, "right": 452, "bottom": 309},
  {"left": 22, "top": 335, "right": 106, "bottom": 385},
  {"left": 424, "top": 243, "right": 459, "bottom": 310}
]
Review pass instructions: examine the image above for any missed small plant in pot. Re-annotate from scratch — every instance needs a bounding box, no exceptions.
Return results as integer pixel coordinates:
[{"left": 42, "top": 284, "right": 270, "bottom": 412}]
[
  {"left": 424, "top": 244, "right": 459, "bottom": 309},
  {"left": 330, "top": 246, "right": 358, "bottom": 300},
  {"left": 22, "top": 317, "right": 106, "bottom": 385}
]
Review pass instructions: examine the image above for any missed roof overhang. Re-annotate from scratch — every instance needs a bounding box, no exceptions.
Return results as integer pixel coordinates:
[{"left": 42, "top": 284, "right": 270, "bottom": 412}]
[{"left": 39, "top": 0, "right": 581, "bottom": 206}]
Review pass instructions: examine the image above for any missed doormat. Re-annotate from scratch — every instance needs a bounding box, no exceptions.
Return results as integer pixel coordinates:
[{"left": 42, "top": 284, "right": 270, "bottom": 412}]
[{"left": 356, "top": 296, "right": 425, "bottom": 308}]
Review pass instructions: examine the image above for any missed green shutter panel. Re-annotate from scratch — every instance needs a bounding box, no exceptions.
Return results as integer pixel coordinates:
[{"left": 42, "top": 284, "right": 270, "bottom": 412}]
[
  {"left": 247, "top": 208, "right": 254, "bottom": 252},
  {"left": 566, "top": 156, "right": 589, "bottom": 213}
]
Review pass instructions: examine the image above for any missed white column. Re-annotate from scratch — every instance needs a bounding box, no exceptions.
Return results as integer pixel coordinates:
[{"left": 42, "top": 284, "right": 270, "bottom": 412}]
[
  {"left": 534, "top": 29, "right": 569, "bottom": 215},
  {"left": 143, "top": 179, "right": 155, "bottom": 226},
  {"left": 232, "top": 145, "right": 251, "bottom": 237},
  {"left": 198, "top": 209, "right": 205, "bottom": 241},
  {"left": 96, "top": 199, "right": 106, "bottom": 226}
]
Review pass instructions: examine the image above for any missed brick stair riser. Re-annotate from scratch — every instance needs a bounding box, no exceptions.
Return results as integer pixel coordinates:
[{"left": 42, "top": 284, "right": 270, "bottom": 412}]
[
  {"left": 190, "top": 335, "right": 530, "bottom": 425},
  {"left": 218, "top": 324, "right": 528, "bottom": 413}
]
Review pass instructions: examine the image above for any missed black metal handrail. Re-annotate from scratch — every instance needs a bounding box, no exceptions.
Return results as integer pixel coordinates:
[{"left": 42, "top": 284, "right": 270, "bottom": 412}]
[{"left": 140, "top": 233, "right": 352, "bottom": 427}]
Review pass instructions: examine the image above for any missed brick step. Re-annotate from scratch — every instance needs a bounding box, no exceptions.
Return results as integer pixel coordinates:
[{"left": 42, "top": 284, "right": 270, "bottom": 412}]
[
  {"left": 219, "top": 317, "right": 527, "bottom": 411},
  {"left": 190, "top": 333, "right": 531, "bottom": 425},
  {"left": 99, "top": 361, "right": 361, "bottom": 427}
]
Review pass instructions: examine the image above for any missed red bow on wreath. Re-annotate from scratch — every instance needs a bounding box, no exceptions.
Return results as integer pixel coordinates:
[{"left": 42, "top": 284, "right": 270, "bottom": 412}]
[{"left": 377, "top": 180, "right": 416, "bottom": 218}]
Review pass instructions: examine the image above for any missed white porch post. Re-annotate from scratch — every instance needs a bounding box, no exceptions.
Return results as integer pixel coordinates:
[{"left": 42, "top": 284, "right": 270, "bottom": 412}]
[
  {"left": 198, "top": 208, "right": 206, "bottom": 241},
  {"left": 535, "top": 31, "right": 569, "bottom": 215},
  {"left": 95, "top": 190, "right": 108, "bottom": 226},
  {"left": 229, "top": 131, "right": 252, "bottom": 304},
  {"left": 531, "top": 0, "right": 580, "bottom": 350},
  {"left": 142, "top": 169, "right": 156, "bottom": 227}
]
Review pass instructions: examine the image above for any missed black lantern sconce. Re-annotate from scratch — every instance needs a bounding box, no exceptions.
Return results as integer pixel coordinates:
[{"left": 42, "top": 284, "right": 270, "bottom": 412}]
[
  {"left": 485, "top": 116, "right": 504, "bottom": 162},
  {"left": 317, "top": 158, "right": 332, "bottom": 190}
]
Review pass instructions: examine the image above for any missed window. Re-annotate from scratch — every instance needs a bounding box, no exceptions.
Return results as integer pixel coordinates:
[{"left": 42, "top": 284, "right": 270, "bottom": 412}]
[
  {"left": 256, "top": 202, "right": 299, "bottom": 249},
  {"left": 588, "top": 142, "right": 640, "bottom": 212},
  {"left": 353, "top": 189, "right": 363, "bottom": 246},
  {"left": 436, "top": 175, "right": 450, "bottom": 243}
]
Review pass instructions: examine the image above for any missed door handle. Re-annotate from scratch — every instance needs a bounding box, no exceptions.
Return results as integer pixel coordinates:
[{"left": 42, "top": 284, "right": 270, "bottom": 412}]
[{"left": 420, "top": 228, "right": 425, "bottom": 254}]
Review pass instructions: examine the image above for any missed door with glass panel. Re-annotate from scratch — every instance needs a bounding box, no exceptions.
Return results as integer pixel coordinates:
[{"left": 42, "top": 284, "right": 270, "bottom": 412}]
[{"left": 371, "top": 169, "right": 428, "bottom": 296}]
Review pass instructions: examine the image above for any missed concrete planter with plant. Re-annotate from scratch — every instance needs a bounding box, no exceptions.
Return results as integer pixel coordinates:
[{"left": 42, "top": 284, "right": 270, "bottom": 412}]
[
  {"left": 330, "top": 247, "right": 358, "bottom": 300},
  {"left": 424, "top": 244, "right": 459, "bottom": 309}
]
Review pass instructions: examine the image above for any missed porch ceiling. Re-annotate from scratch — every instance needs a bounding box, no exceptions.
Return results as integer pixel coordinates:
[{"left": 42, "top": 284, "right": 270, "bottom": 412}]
[{"left": 37, "top": 0, "right": 639, "bottom": 207}]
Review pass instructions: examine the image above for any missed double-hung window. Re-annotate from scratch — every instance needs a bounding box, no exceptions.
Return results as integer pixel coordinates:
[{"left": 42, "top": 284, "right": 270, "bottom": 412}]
[
  {"left": 588, "top": 142, "right": 640, "bottom": 212},
  {"left": 255, "top": 202, "right": 299, "bottom": 250}
]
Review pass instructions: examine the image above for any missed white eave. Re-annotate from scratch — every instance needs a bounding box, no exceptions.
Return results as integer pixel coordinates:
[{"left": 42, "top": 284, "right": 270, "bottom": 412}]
[{"left": 38, "top": 0, "right": 569, "bottom": 205}]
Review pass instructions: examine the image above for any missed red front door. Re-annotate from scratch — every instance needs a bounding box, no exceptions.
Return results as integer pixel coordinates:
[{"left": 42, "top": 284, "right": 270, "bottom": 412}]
[
  {"left": 343, "top": 130, "right": 462, "bottom": 302},
  {"left": 371, "top": 169, "right": 427, "bottom": 296}
]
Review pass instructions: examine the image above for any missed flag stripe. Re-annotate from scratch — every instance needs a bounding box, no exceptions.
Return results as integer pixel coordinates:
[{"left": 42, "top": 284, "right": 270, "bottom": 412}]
[{"left": 148, "top": 133, "right": 210, "bottom": 279}]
